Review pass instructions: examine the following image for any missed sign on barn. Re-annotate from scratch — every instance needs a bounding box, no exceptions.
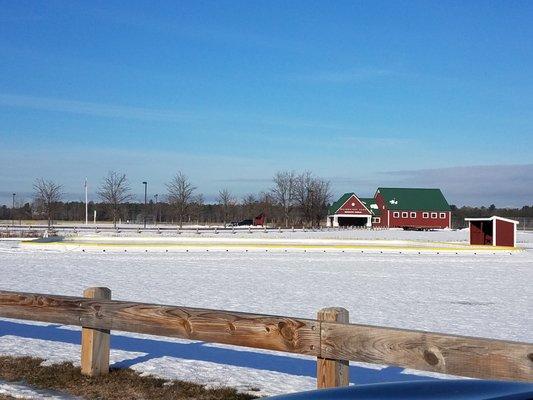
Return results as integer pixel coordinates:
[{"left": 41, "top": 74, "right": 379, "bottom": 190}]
[{"left": 327, "top": 193, "right": 373, "bottom": 227}]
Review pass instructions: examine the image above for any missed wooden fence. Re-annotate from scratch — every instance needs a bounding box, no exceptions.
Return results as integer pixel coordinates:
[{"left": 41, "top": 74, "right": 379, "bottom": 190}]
[{"left": 0, "top": 288, "right": 531, "bottom": 389}]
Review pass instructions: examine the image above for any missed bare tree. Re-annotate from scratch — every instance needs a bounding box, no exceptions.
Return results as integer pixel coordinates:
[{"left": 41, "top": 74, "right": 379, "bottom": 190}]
[
  {"left": 310, "top": 177, "right": 332, "bottom": 226},
  {"left": 241, "top": 194, "right": 257, "bottom": 220},
  {"left": 217, "top": 188, "right": 235, "bottom": 227},
  {"left": 258, "top": 191, "right": 274, "bottom": 226},
  {"left": 166, "top": 172, "right": 197, "bottom": 228},
  {"left": 33, "top": 178, "right": 63, "bottom": 228},
  {"left": 271, "top": 171, "right": 296, "bottom": 227},
  {"left": 14, "top": 196, "right": 27, "bottom": 225},
  {"left": 293, "top": 172, "right": 332, "bottom": 227},
  {"left": 97, "top": 171, "right": 132, "bottom": 228},
  {"left": 189, "top": 193, "right": 204, "bottom": 224}
]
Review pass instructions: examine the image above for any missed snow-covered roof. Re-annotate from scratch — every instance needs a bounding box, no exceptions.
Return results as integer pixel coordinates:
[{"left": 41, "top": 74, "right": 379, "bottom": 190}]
[{"left": 464, "top": 216, "right": 519, "bottom": 225}]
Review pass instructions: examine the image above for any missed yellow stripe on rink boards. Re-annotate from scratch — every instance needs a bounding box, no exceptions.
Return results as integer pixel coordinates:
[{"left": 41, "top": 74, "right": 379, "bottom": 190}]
[{"left": 20, "top": 240, "right": 521, "bottom": 252}]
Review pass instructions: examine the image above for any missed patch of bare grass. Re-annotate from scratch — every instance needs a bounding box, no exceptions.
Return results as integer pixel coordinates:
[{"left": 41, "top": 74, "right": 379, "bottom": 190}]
[{"left": 0, "top": 356, "right": 259, "bottom": 400}]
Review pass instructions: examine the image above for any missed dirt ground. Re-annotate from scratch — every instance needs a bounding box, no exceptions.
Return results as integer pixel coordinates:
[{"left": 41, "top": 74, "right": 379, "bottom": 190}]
[{"left": 0, "top": 356, "right": 259, "bottom": 400}]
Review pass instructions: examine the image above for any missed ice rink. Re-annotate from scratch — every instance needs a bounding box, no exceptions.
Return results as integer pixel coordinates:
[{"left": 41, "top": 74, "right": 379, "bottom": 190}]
[{"left": 1, "top": 229, "right": 532, "bottom": 396}]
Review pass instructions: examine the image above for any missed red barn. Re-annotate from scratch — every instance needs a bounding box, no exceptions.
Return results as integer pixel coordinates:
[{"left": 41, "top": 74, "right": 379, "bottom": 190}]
[
  {"left": 326, "top": 193, "right": 374, "bottom": 227},
  {"left": 373, "top": 188, "right": 451, "bottom": 229},
  {"left": 465, "top": 216, "right": 518, "bottom": 247},
  {"left": 328, "top": 188, "right": 452, "bottom": 229}
]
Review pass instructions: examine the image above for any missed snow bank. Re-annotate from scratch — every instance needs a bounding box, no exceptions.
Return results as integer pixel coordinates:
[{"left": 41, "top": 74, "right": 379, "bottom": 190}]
[{"left": 0, "top": 241, "right": 531, "bottom": 396}]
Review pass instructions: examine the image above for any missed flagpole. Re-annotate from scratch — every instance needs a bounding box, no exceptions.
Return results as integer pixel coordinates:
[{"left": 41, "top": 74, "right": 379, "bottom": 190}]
[{"left": 85, "top": 178, "right": 88, "bottom": 225}]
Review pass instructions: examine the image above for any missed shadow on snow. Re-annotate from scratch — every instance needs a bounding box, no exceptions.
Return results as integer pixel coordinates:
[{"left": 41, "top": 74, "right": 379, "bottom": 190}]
[{"left": 0, "top": 319, "right": 436, "bottom": 384}]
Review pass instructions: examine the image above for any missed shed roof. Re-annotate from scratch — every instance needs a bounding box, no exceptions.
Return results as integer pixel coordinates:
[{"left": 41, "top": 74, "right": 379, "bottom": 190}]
[
  {"left": 376, "top": 187, "right": 450, "bottom": 211},
  {"left": 465, "top": 216, "right": 519, "bottom": 225}
]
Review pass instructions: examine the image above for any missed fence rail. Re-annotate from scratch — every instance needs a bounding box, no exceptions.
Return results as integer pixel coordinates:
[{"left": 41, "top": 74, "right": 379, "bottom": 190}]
[{"left": 0, "top": 288, "right": 531, "bottom": 388}]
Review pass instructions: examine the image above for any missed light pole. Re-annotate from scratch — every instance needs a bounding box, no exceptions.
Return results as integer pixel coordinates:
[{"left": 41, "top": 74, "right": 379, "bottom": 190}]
[
  {"left": 308, "top": 188, "right": 315, "bottom": 228},
  {"left": 154, "top": 194, "right": 158, "bottom": 226},
  {"left": 142, "top": 181, "right": 147, "bottom": 228},
  {"left": 84, "top": 178, "right": 88, "bottom": 225},
  {"left": 12, "top": 193, "right": 16, "bottom": 227}
]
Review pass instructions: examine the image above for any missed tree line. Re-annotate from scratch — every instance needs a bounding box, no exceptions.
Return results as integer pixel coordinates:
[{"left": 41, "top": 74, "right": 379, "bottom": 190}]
[
  {"left": 2, "top": 172, "right": 532, "bottom": 228},
  {"left": 1, "top": 171, "right": 332, "bottom": 228},
  {"left": 450, "top": 204, "right": 533, "bottom": 228}
]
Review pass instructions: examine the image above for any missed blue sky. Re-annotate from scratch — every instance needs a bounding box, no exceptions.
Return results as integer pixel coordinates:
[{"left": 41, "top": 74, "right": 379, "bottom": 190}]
[{"left": 1, "top": 0, "right": 532, "bottom": 206}]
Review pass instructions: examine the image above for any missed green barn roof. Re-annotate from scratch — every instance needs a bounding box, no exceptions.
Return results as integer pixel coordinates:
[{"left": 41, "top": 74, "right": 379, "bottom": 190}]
[
  {"left": 359, "top": 197, "right": 381, "bottom": 216},
  {"left": 328, "top": 193, "right": 380, "bottom": 215},
  {"left": 376, "top": 187, "right": 450, "bottom": 211},
  {"left": 328, "top": 192, "right": 354, "bottom": 215}
]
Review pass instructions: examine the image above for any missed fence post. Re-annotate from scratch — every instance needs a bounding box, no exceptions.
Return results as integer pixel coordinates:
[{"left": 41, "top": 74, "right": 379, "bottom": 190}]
[
  {"left": 317, "top": 307, "right": 349, "bottom": 389},
  {"left": 81, "top": 287, "right": 111, "bottom": 377}
]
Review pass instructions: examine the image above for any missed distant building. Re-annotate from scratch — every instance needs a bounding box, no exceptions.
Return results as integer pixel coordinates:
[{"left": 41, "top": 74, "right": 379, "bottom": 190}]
[
  {"left": 465, "top": 216, "right": 518, "bottom": 247},
  {"left": 327, "top": 187, "right": 451, "bottom": 230},
  {"left": 326, "top": 193, "right": 374, "bottom": 227},
  {"left": 254, "top": 212, "right": 266, "bottom": 226},
  {"left": 374, "top": 188, "right": 451, "bottom": 229}
]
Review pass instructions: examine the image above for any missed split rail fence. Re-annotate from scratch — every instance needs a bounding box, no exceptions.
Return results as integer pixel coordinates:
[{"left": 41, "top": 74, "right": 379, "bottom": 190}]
[{"left": 0, "top": 288, "right": 532, "bottom": 389}]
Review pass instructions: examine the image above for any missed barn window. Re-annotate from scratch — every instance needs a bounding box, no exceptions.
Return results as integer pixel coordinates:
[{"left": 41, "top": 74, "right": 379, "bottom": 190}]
[
  {"left": 410, "top": 212, "right": 416, "bottom": 218},
  {"left": 431, "top": 212, "right": 437, "bottom": 219},
  {"left": 423, "top": 212, "right": 429, "bottom": 218},
  {"left": 393, "top": 212, "right": 399, "bottom": 218},
  {"left": 372, "top": 217, "right": 381, "bottom": 224},
  {"left": 402, "top": 212, "right": 408, "bottom": 218},
  {"left": 440, "top": 212, "right": 446, "bottom": 219}
]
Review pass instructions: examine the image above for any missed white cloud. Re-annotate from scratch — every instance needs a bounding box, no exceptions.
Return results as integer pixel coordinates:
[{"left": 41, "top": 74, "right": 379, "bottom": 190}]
[
  {"left": 0, "top": 93, "right": 194, "bottom": 123},
  {"left": 384, "top": 164, "right": 533, "bottom": 207},
  {"left": 290, "top": 67, "right": 394, "bottom": 84},
  {"left": 0, "top": 93, "right": 356, "bottom": 133}
]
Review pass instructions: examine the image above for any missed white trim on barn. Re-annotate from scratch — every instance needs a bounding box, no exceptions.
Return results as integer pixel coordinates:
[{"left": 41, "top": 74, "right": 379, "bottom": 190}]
[
  {"left": 327, "top": 193, "right": 373, "bottom": 228},
  {"left": 493, "top": 219, "right": 496, "bottom": 247},
  {"left": 327, "top": 214, "right": 372, "bottom": 228},
  {"left": 336, "top": 196, "right": 362, "bottom": 212}
]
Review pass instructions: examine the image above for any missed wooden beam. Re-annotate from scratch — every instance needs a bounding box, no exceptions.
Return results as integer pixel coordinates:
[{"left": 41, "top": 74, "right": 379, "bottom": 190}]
[
  {"left": 81, "top": 287, "right": 111, "bottom": 377},
  {"left": 321, "top": 321, "right": 533, "bottom": 382},
  {"left": 317, "top": 307, "right": 349, "bottom": 388},
  {"left": 0, "top": 290, "right": 531, "bottom": 382},
  {"left": 0, "top": 290, "right": 319, "bottom": 356}
]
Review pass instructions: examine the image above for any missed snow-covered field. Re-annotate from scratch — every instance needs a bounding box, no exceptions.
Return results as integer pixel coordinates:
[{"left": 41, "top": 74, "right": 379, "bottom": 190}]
[
  {"left": 17, "top": 227, "right": 533, "bottom": 254},
  {"left": 0, "top": 229, "right": 532, "bottom": 397}
]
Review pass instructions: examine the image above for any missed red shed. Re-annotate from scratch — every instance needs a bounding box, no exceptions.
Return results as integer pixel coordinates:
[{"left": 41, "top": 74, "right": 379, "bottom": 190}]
[
  {"left": 253, "top": 212, "right": 266, "bottom": 226},
  {"left": 465, "top": 216, "right": 519, "bottom": 247}
]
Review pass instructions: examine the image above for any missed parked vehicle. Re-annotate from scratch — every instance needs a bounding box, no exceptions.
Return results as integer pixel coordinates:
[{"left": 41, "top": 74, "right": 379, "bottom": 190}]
[{"left": 268, "top": 380, "right": 533, "bottom": 400}]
